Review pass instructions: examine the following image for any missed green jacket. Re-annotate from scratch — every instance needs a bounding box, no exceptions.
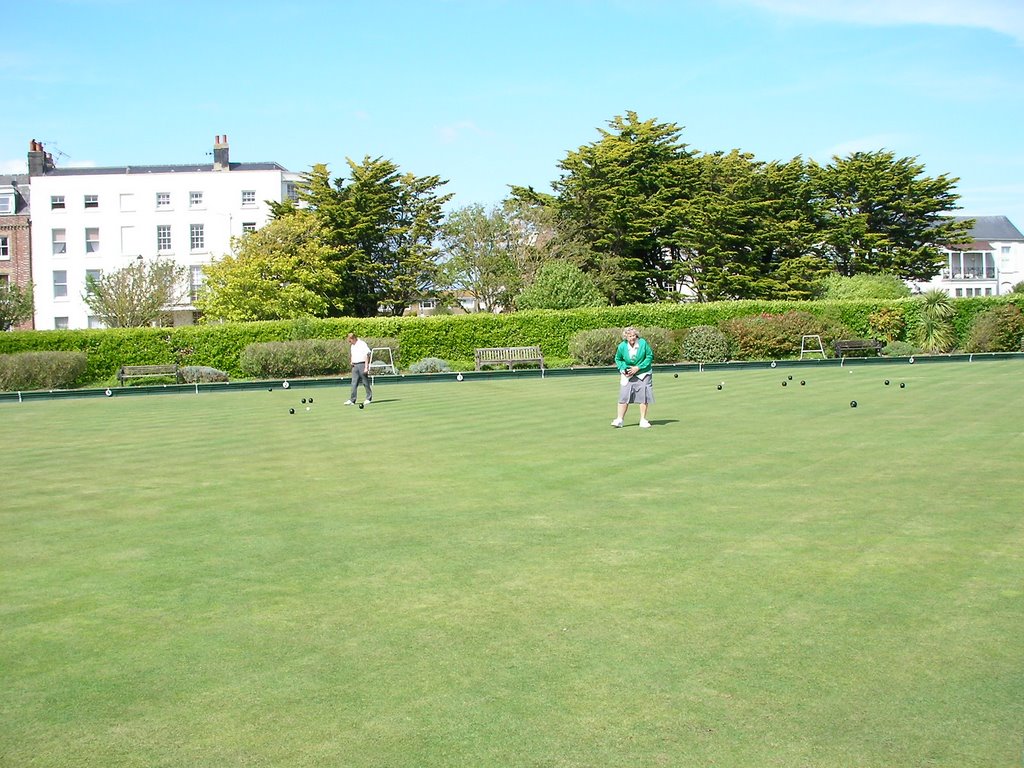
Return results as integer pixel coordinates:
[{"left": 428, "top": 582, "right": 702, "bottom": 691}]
[{"left": 615, "top": 338, "right": 653, "bottom": 374}]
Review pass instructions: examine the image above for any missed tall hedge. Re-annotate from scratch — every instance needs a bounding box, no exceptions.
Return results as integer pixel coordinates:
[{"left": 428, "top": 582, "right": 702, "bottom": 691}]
[{"left": 1, "top": 296, "right": 1019, "bottom": 383}]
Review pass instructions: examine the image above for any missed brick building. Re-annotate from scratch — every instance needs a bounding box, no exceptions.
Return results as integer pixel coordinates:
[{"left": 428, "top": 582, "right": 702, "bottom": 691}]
[{"left": 0, "top": 167, "right": 33, "bottom": 330}]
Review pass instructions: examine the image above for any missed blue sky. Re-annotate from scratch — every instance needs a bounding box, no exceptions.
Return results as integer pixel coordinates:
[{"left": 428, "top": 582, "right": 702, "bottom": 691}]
[{"left": 5, "top": 0, "right": 1024, "bottom": 228}]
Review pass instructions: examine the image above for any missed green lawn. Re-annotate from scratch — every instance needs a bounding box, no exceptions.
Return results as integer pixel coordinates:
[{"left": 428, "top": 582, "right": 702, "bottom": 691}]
[{"left": 2, "top": 360, "right": 1022, "bottom": 767}]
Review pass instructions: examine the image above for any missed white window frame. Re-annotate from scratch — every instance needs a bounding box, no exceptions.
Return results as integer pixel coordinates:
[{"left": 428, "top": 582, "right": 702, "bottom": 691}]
[
  {"left": 0, "top": 234, "right": 9, "bottom": 260},
  {"left": 84, "top": 194, "right": 99, "bottom": 209},
  {"left": 85, "top": 268, "right": 102, "bottom": 288},
  {"left": 0, "top": 193, "right": 13, "bottom": 214},
  {"left": 189, "top": 191, "right": 204, "bottom": 209},
  {"left": 190, "top": 265, "right": 204, "bottom": 301},
  {"left": 85, "top": 227, "right": 100, "bottom": 254},
  {"left": 241, "top": 190, "right": 256, "bottom": 206},
  {"left": 190, "top": 223, "right": 205, "bottom": 251},
  {"left": 52, "top": 229, "right": 66, "bottom": 255},
  {"left": 157, "top": 224, "right": 172, "bottom": 252},
  {"left": 51, "top": 195, "right": 65, "bottom": 210},
  {"left": 53, "top": 270, "right": 68, "bottom": 299},
  {"left": 241, "top": 222, "right": 257, "bottom": 234},
  {"left": 156, "top": 192, "right": 171, "bottom": 209},
  {"left": 54, "top": 316, "right": 69, "bottom": 330}
]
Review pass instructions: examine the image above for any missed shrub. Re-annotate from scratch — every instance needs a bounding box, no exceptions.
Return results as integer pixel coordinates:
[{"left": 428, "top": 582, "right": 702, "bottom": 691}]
[
  {"left": 635, "top": 327, "right": 676, "bottom": 363},
  {"left": 680, "top": 325, "right": 729, "bottom": 363},
  {"left": 963, "top": 304, "right": 1024, "bottom": 352},
  {"left": 180, "top": 365, "right": 229, "bottom": 383},
  {"left": 0, "top": 351, "right": 88, "bottom": 391},
  {"left": 239, "top": 339, "right": 349, "bottom": 379},
  {"left": 867, "top": 306, "right": 906, "bottom": 343},
  {"left": 408, "top": 357, "right": 451, "bottom": 374},
  {"left": 569, "top": 328, "right": 622, "bottom": 366},
  {"left": 720, "top": 311, "right": 848, "bottom": 361},
  {"left": 882, "top": 340, "right": 918, "bottom": 358},
  {"left": 515, "top": 262, "right": 607, "bottom": 310},
  {"left": 568, "top": 327, "right": 674, "bottom": 366}
]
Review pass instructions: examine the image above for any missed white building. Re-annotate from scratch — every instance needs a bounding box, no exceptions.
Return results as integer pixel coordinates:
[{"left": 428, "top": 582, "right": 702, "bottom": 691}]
[
  {"left": 28, "top": 136, "right": 301, "bottom": 329},
  {"left": 911, "top": 215, "right": 1024, "bottom": 297}
]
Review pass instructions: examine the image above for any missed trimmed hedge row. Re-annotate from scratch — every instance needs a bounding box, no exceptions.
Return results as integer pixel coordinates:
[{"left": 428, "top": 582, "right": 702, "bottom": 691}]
[{"left": 1, "top": 296, "right": 1020, "bottom": 385}]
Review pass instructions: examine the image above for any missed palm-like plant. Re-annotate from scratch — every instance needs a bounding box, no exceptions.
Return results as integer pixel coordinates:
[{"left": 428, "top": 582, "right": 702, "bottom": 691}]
[{"left": 915, "top": 289, "right": 956, "bottom": 352}]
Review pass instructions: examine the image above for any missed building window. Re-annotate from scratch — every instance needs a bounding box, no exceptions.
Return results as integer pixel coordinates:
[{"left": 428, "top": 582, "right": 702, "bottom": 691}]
[
  {"left": 241, "top": 190, "right": 256, "bottom": 206},
  {"left": 52, "top": 229, "right": 66, "bottom": 255},
  {"left": 189, "top": 191, "right": 203, "bottom": 208},
  {"left": 87, "top": 315, "right": 105, "bottom": 329},
  {"left": 156, "top": 192, "right": 171, "bottom": 209},
  {"left": 85, "top": 227, "right": 100, "bottom": 253},
  {"left": 190, "top": 265, "right": 204, "bottom": 302},
  {"left": 190, "top": 224, "right": 205, "bottom": 251},
  {"left": 84, "top": 194, "right": 99, "bottom": 209},
  {"left": 0, "top": 194, "right": 13, "bottom": 214},
  {"left": 0, "top": 235, "right": 8, "bottom": 260},
  {"left": 51, "top": 195, "right": 65, "bottom": 210},
  {"left": 242, "top": 222, "right": 257, "bottom": 233},
  {"left": 157, "top": 224, "right": 172, "bottom": 252},
  {"left": 285, "top": 183, "right": 298, "bottom": 202},
  {"left": 0, "top": 273, "right": 8, "bottom": 286},
  {"left": 53, "top": 270, "right": 68, "bottom": 299},
  {"left": 54, "top": 317, "right": 69, "bottom": 330}
]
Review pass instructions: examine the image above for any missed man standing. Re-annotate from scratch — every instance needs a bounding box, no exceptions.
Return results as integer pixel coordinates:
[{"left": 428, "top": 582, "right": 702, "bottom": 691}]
[{"left": 344, "top": 332, "right": 373, "bottom": 405}]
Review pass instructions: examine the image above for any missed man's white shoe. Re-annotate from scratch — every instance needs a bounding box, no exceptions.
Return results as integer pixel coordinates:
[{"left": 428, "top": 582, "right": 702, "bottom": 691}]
[
  {"left": 343, "top": 400, "right": 354, "bottom": 405},
  {"left": 363, "top": 399, "right": 372, "bottom": 405},
  {"left": 611, "top": 418, "right": 623, "bottom": 428},
  {"left": 639, "top": 419, "right": 652, "bottom": 429}
]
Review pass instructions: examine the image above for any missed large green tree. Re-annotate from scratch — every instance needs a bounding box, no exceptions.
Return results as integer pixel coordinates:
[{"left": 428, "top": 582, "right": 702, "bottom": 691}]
[
  {"left": 288, "top": 157, "right": 452, "bottom": 317},
  {"left": 552, "top": 111, "right": 696, "bottom": 303},
  {"left": 672, "top": 152, "right": 827, "bottom": 301},
  {"left": 810, "top": 151, "right": 970, "bottom": 280},
  {"left": 439, "top": 204, "right": 518, "bottom": 312},
  {"left": 196, "top": 213, "right": 337, "bottom": 321}
]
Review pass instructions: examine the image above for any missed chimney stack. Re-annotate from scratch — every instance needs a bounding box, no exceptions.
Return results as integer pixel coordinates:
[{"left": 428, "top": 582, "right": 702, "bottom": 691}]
[
  {"left": 28, "top": 139, "right": 55, "bottom": 177},
  {"left": 213, "top": 134, "right": 230, "bottom": 171}
]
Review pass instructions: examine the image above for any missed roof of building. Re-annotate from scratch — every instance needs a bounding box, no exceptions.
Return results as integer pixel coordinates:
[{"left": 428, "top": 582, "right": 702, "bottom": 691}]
[
  {"left": 0, "top": 173, "right": 31, "bottom": 213},
  {"left": 952, "top": 215, "right": 1023, "bottom": 241},
  {"left": 38, "top": 162, "right": 289, "bottom": 176}
]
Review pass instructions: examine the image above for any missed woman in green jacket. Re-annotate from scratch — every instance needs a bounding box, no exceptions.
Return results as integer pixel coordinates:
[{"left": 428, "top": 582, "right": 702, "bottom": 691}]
[{"left": 612, "top": 326, "right": 654, "bottom": 428}]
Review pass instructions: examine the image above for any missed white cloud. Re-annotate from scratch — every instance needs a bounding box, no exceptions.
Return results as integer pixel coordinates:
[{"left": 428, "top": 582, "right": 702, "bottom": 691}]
[
  {"left": 816, "top": 133, "right": 910, "bottom": 159},
  {"left": 0, "top": 159, "right": 27, "bottom": 174},
  {"left": 437, "top": 120, "right": 488, "bottom": 145},
  {"left": 737, "top": 0, "right": 1024, "bottom": 43}
]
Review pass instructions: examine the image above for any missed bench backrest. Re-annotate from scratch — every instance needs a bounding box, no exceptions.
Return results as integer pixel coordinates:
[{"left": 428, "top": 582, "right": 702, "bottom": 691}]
[
  {"left": 475, "top": 346, "right": 542, "bottom": 361},
  {"left": 121, "top": 365, "right": 178, "bottom": 374}
]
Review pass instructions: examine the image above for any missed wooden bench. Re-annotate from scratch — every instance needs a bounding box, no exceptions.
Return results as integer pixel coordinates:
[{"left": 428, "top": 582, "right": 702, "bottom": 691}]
[
  {"left": 474, "top": 346, "right": 545, "bottom": 371},
  {"left": 118, "top": 364, "right": 181, "bottom": 385},
  {"left": 834, "top": 339, "right": 884, "bottom": 358}
]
